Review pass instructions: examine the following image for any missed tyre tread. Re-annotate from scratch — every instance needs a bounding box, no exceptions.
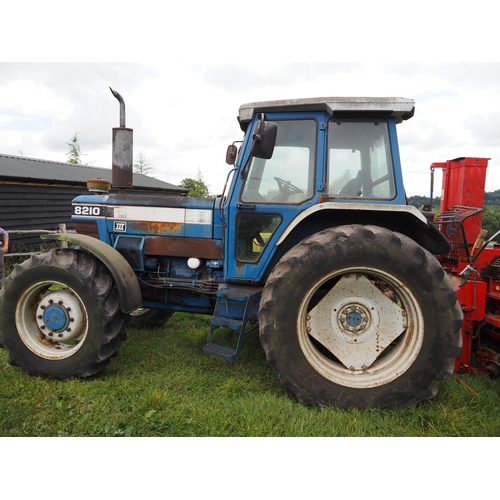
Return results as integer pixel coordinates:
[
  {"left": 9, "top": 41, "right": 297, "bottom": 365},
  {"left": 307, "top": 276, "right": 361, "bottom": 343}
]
[
  {"left": 259, "top": 225, "right": 463, "bottom": 408},
  {"left": 0, "top": 249, "right": 128, "bottom": 379}
]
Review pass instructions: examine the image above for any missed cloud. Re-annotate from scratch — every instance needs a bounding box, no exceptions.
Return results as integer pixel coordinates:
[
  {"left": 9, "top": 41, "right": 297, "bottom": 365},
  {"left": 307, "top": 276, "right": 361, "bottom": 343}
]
[
  {"left": 466, "top": 112, "right": 500, "bottom": 148},
  {"left": 3, "top": 62, "right": 500, "bottom": 195}
]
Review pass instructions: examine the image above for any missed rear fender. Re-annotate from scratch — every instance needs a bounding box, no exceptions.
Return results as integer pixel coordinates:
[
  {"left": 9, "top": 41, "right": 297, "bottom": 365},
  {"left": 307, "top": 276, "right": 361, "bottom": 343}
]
[
  {"left": 277, "top": 202, "right": 451, "bottom": 255},
  {"left": 41, "top": 233, "right": 142, "bottom": 313}
]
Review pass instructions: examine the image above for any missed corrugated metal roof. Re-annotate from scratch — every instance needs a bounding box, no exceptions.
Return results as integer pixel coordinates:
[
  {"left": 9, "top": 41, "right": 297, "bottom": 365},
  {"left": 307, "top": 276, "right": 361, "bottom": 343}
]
[{"left": 0, "top": 153, "right": 186, "bottom": 192}]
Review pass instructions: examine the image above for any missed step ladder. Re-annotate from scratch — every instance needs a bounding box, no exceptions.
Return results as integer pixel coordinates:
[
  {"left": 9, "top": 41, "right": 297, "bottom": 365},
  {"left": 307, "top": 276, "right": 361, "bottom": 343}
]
[{"left": 204, "top": 284, "right": 263, "bottom": 360}]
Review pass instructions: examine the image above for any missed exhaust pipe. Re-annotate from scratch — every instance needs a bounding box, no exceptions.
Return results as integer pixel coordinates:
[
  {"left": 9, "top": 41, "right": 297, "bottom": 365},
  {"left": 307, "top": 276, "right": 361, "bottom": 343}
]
[{"left": 110, "top": 87, "right": 133, "bottom": 191}]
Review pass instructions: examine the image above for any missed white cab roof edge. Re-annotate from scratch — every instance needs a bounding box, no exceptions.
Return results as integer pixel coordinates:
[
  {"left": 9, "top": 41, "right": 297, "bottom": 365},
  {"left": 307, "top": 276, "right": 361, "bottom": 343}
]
[{"left": 239, "top": 97, "right": 415, "bottom": 124}]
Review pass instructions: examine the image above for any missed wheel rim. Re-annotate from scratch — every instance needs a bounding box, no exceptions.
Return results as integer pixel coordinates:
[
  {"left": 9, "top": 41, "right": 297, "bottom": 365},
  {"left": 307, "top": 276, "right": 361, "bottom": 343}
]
[
  {"left": 297, "top": 267, "right": 424, "bottom": 388},
  {"left": 16, "top": 280, "right": 89, "bottom": 360},
  {"left": 130, "top": 307, "right": 150, "bottom": 317}
]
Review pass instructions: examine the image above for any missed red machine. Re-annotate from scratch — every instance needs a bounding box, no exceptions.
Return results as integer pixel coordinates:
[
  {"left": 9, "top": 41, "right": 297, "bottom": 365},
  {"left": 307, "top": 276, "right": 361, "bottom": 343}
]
[{"left": 433, "top": 157, "right": 500, "bottom": 374}]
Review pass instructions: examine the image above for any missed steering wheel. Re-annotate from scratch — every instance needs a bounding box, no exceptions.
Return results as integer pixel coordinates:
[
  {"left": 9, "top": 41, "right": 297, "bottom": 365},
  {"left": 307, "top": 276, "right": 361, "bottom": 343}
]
[{"left": 271, "top": 177, "right": 304, "bottom": 202}]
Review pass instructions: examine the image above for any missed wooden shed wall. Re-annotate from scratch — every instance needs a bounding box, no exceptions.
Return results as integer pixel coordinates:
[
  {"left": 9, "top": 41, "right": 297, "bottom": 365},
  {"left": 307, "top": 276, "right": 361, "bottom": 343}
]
[{"left": 0, "top": 183, "right": 87, "bottom": 247}]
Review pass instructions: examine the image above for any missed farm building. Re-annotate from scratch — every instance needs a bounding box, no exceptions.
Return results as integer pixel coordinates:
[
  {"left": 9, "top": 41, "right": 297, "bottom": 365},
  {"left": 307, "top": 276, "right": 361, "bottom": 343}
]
[{"left": 0, "top": 153, "right": 186, "bottom": 248}]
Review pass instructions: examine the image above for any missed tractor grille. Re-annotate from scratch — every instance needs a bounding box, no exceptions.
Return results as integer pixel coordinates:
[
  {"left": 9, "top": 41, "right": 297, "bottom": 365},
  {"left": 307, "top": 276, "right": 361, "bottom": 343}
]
[{"left": 436, "top": 205, "right": 482, "bottom": 262}]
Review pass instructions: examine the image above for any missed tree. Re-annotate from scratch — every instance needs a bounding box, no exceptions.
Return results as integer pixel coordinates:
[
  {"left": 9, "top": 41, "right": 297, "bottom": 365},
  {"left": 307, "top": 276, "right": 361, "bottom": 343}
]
[
  {"left": 179, "top": 170, "right": 210, "bottom": 197},
  {"left": 481, "top": 206, "right": 500, "bottom": 240},
  {"left": 484, "top": 190, "right": 500, "bottom": 207},
  {"left": 66, "top": 133, "right": 85, "bottom": 164},
  {"left": 134, "top": 151, "right": 154, "bottom": 175},
  {"left": 407, "top": 195, "right": 441, "bottom": 211}
]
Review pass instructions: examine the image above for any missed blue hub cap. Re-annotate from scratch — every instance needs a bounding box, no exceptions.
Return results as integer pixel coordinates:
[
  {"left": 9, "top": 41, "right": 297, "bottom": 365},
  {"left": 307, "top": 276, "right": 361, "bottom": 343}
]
[
  {"left": 346, "top": 312, "right": 363, "bottom": 328},
  {"left": 338, "top": 303, "right": 370, "bottom": 334},
  {"left": 43, "top": 304, "right": 71, "bottom": 332}
]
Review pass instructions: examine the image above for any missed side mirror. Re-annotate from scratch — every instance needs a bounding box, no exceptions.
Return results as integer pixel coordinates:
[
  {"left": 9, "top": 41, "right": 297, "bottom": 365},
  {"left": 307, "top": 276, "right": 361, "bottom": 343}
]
[
  {"left": 226, "top": 144, "right": 238, "bottom": 165},
  {"left": 250, "top": 117, "right": 277, "bottom": 160}
]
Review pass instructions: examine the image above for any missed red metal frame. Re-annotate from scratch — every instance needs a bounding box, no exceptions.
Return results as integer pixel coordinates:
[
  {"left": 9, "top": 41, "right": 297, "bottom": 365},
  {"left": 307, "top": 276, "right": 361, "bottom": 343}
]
[{"left": 434, "top": 157, "right": 500, "bottom": 375}]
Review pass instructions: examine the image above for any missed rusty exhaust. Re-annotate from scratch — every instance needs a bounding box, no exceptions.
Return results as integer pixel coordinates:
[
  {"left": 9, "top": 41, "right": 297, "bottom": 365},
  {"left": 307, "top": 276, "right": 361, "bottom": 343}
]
[{"left": 110, "top": 87, "right": 133, "bottom": 191}]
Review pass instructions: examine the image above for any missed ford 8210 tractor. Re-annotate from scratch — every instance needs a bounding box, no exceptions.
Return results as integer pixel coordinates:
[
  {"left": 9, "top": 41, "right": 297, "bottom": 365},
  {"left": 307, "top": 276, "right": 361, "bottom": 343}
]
[{"left": 0, "top": 91, "right": 463, "bottom": 409}]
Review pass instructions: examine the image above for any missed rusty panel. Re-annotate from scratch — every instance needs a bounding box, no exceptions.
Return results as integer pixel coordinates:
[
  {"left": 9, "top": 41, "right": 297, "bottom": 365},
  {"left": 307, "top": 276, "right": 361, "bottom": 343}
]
[
  {"left": 129, "top": 221, "right": 183, "bottom": 236},
  {"left": 145, "top": 236, "right": 222, "bottom": 259},
  {"left": 74, "top": 221, "right": 99, "bottom": 239}
]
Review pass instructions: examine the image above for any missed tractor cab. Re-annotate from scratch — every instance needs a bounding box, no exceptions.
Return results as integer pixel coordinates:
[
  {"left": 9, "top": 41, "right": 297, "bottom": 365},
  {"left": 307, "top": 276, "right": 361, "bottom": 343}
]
[{"left": 222, "top": 97, "right": 434, "bottom": 282}]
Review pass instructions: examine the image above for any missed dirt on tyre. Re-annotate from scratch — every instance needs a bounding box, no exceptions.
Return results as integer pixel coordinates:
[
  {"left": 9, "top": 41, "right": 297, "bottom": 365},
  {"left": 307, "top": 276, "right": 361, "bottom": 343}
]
[
  {"left": 0, "top": 249, "right": 129, "bottom": 379},
  {"left": 259, "top": 225, "right": 463, "bottom": 409}
]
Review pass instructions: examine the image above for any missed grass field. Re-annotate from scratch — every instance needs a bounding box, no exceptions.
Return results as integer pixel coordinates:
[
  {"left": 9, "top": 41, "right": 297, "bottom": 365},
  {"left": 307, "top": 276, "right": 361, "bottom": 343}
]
[{"left": 1, "top": 312, "right": 500, "bottom": 437}]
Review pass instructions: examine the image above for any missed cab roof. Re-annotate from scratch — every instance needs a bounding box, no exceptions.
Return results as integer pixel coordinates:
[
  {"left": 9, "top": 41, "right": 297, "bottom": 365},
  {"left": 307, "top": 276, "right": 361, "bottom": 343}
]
[{"left": 238, "top": 97, "right": 415, "bottom": 126}]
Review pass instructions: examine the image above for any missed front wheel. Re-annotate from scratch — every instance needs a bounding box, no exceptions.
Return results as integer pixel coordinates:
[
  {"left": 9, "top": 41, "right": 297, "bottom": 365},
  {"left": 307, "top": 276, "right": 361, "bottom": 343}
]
[
  {"left": 259, "top": 225, "right": 463, "bottom": 409},
  {"left": 0, "top": 249, "right": 129, "bottom": 379},
  {"left": 130, "top": 308, "right": 173, "bottom": 329}
]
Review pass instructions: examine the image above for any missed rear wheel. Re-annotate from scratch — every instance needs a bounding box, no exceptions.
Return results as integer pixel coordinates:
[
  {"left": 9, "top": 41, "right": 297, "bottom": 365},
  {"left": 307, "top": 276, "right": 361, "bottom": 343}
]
[
  {"left": 0, "top": 249, "right": 128, "bottom": 379},
  {"left": 259, "top": 225, "right": 463, "bottom": 409}
]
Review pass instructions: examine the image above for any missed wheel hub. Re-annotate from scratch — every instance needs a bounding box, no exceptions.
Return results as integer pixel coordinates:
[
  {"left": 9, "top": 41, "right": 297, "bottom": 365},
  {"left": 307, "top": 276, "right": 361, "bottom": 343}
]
[
  {"left": 306, "top": 273, "right": 408, "bottom": 371},
  {"left": 339, "top": 304, "right": 370, "bottom": 334},
  {"left": 35, "top": 289, "right": 85, "bottom": 342},
  {"left": 42, "top": 303, "right": 70, "bottom": 332}
]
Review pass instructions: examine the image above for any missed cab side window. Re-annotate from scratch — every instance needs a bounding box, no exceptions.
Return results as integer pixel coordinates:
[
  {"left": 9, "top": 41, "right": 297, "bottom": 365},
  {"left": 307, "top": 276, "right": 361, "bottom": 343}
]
[
  {"left": 328, "top": 120, "right": 395, "bottom": 200},
  {"left": 241, "top": 120, "right": 316, "bottom": 204}
]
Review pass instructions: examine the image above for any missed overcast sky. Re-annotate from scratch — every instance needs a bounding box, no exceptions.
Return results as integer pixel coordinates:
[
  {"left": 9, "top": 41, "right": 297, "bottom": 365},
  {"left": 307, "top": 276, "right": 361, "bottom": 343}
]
[{"left": 2, "top": 62, "right": 500, "bottom": 197}]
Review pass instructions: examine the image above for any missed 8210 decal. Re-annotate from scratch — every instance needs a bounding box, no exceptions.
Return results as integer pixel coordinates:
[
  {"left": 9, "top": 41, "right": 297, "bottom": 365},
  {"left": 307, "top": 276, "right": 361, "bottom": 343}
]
[{"left": 72, "top": 205, "right": 103, "bottom": 216}]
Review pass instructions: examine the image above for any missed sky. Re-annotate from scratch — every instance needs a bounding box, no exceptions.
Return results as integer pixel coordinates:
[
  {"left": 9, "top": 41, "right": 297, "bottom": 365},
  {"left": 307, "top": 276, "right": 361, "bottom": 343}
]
[
  {"left": 2, "top": 1, "right": 500, "bottom": 200},
  {"left": 3, "top": 61, "right": 500, "bottom": 198}
]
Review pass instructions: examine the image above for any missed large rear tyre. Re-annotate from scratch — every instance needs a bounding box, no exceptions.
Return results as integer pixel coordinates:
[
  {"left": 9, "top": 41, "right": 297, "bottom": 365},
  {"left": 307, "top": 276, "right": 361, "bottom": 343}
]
[
  {"left": 259, "top": 225, "right": 463, "bottom": 409},
  {"left": 0, "top": 249, "right": 128, "bottom": 379}
]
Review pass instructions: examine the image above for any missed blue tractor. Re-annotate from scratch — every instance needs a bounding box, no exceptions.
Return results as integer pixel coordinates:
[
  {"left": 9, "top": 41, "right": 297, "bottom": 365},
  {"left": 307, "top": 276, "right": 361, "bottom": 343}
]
[{"left": 0, "top": 90, "right": 462, "bottom": 409}]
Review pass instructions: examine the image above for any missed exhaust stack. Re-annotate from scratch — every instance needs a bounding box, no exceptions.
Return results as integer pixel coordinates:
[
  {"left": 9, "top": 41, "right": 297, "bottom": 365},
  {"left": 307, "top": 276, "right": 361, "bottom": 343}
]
[{"left": 110, "top": 87, "right": 133, "bottom": 191}]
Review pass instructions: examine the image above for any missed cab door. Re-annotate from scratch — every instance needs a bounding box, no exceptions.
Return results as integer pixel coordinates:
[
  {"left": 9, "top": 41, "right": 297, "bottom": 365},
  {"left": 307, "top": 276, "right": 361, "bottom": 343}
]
[{"left": 225, "top": 113, "right": 326, "bottom": 282}]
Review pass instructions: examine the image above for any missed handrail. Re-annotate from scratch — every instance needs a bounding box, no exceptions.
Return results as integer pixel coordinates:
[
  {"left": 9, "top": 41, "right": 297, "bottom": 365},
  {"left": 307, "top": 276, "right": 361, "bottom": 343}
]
[{"left": 4, "top": 224, "right": 75, "bottom": 258}]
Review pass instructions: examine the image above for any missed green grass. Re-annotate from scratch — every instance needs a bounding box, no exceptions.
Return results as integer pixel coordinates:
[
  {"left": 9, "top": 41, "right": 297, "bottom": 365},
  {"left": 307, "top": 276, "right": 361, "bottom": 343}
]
[{"left": 1, "top": 312, "right": 500, "bottom": 437}]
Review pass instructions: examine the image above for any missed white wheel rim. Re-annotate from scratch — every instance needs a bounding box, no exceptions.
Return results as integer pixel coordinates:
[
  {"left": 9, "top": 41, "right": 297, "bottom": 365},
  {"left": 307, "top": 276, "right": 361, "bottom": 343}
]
[
  {"left": 130, "top": 307, "right": 150, "bottom": 317},
  {"left": 297, "top": 267, "right": 424, "bottom": 388},
  {"left": 16, "top": 280, "right": 89, "bottom": 360}
]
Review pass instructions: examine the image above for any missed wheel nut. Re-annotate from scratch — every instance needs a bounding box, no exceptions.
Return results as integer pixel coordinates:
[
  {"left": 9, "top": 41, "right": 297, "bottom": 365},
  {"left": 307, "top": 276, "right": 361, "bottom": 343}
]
[
  {"left": 58, "top": 300, "right": 63, "bottom": 305},
  {"left": 66, "top": 328, "right": 72, "bottom": 332},
  {"left": 37, "top": 315, "right": 42, "bottom": 319},
  {"left": 40, "top": 325, "right": 46, "bottom": 330}
]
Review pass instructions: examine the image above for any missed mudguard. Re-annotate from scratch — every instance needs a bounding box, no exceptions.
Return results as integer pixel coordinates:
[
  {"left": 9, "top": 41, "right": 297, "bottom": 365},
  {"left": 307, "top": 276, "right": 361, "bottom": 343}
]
[
  {"left": 277, "top": 202, "right": 451, "bottom": 255},
  {"left": 41, "top": 233, "right": 142, "bottom": 313}
]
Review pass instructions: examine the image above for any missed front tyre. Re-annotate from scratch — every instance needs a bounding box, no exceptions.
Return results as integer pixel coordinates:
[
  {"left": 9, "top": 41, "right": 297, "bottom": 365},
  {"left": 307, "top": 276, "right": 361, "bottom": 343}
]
[
  {"left": 259, "top": 225, "right": 463, "bottom": 409},
  {"left": 0, "top": 249, "right": 128, "bottom": 379}
]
